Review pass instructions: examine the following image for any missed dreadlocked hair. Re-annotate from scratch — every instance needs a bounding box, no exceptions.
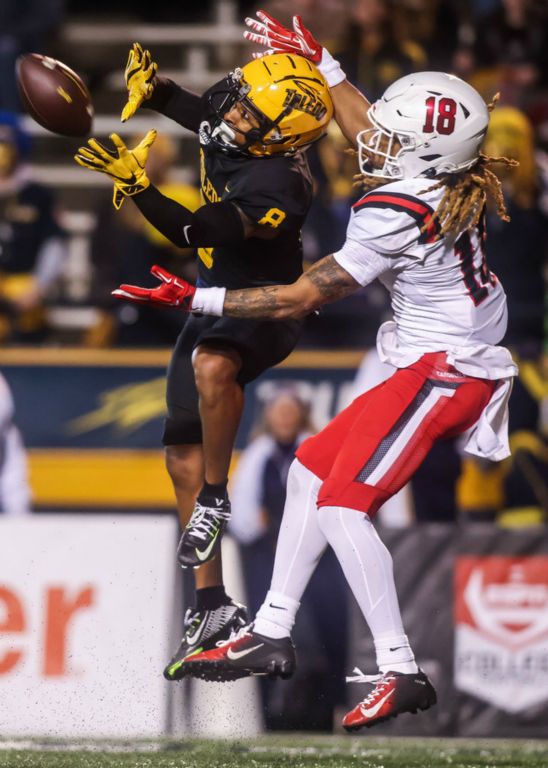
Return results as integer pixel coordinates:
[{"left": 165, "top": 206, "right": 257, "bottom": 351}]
[
  {"left": 422, "top": 153, "right": 518, "bottom": 238},
  {"left": 349, "top": 93, "right": 519, "bottom": 240}
]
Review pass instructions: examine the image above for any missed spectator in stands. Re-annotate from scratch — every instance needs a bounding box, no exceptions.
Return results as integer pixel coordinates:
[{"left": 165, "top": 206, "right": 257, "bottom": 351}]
[
  {"left": 335, "top": 0, "right": 427, "bottom": 102},
  {"left": 87, "top": 133, "right": 201, "bottom": 347},
  {"left": 230, "top": 388, "right": 315, "bottom": 610},
  {"left": 458, "top": 358, "right": 547, "bottom": 523},
  {"left": 499, "top": 352, "right": 547, "bottom": 526},
  {"left": 0, "top": 111, "right": 67, "bottom": 343},
  {"left": 230, "top": 388, "right": 348, "bottom": 729},
  {"left": 482, "top": 105, "right": 545, "bottom": 352},
  {"left": 0, "top": 372, "right": 31, "bottom": 515},
  {"left": 455, "top": 0, "right": 548, "bottom": 106},
  {"left": 457, "top": 104, "right": 546, "bottom": 522},
  {"left": 474, "top": 0, "right": 547, "bottom": 87},
  {"left": 397, "top": 0, "right": 462, "bottom": 73},
  {"left": 0, "top": 0, "right": 65, "bottom": 111}
]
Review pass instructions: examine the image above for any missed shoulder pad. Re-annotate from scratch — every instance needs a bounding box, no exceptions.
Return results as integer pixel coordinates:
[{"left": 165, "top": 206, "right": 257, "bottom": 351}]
[{"left": 352, "top": 185, "right": 440, "bottom": 247}]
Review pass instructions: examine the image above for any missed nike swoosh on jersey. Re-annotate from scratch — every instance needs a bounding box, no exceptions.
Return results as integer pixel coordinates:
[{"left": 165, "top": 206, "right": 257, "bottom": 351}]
[
  {"left": 195, "top": 529, "right": 220, "bottom": 562},
  {"left": 360, "top": 689, "right": 395, "bottom": 718},
  {"left": 226, "top": 643, "right": 264, "bottom": 661},
  {"left": 269, "top": 603, "right": 286, "bottom": 610}
]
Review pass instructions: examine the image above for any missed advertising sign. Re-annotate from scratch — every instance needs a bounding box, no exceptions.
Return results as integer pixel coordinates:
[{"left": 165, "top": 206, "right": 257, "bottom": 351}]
[
  {"left": 0, "top": 348, "right": 361, "bottom": 509},
  {"left": 0, "top": 515, "right": 177, "bottom": 737},
  {"left": 455, "top": 555, "right": 548, "bottom": 713}
]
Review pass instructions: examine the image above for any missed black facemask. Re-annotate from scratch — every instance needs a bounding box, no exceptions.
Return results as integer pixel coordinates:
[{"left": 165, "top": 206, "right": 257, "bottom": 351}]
[{"left": 204, "top": 71, "right": 291, "bottom": 156}]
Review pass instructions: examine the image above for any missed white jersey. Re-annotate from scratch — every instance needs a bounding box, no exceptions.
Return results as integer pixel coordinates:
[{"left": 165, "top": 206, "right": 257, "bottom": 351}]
[{"left": 333, "top": 177, "right": 518, "bottom": 460}]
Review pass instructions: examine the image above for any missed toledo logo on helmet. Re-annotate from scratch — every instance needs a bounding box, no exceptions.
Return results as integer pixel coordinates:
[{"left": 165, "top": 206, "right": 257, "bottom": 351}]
[{"left": 283, "top": 79, "right": 329, "bottom": 121}]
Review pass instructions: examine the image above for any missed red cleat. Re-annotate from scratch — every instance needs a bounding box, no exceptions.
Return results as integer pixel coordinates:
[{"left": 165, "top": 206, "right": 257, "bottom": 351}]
[{"left": 342, "top": 668, "right": 437, "bottom": 731}]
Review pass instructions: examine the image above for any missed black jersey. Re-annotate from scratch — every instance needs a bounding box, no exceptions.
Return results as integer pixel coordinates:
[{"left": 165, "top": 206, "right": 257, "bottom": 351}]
[{"left": 146, "top": 77, "right": 313, "bottom": 290}]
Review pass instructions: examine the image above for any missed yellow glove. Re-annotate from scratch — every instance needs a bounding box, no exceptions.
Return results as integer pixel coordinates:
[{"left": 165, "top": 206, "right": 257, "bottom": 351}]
[
  {"left": 121, "top": 42, "right": 158, "bottom": 122},
  {"left": 74, "top": 130, "right": 157, "bottom": 209}
]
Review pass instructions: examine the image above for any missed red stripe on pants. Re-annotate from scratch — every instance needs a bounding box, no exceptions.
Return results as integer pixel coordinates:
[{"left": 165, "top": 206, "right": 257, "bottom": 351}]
[{"left": 296, "top": 353, "right": 495, "bottom": 516}]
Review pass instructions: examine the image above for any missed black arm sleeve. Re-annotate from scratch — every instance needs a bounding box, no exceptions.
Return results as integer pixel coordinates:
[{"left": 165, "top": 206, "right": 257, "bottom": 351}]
[
  {"left": 132, "top": 185, "right": 245, "bottom": 248},
  {"left": 143, "top": 77, "right": 202, "bottom": 133}
]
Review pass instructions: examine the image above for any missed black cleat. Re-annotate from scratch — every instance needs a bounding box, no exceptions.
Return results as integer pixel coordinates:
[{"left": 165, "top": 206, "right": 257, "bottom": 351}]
[
  {"left": 342, "top": 668, "right": 437, "bottom": 731},
  {"left": 177, "top": 493, "right": 231, "bottom": 568},
  {"left": 182, "top": 628, "right": 296, "bottom": 682},
  {"left": 163, "top": 600, "right": 248, "bottom": 681}
]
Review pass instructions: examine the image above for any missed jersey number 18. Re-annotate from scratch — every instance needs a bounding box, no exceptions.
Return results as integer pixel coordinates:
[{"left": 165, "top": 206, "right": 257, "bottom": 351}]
[{"left": 423, "top": 97, "right": 457, "bottom": 135}]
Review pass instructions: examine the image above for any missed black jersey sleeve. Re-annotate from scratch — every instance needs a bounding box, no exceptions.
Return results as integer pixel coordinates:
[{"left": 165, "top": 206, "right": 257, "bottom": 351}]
[
  {"left": 225, "top": 157, "right": 312, "bottom": 234},
  {"left": 132, "top": 185, "right": 245, "bottom": 247},
  {"left": 143, "top": 76, "right": 203, "bottom": 133}
]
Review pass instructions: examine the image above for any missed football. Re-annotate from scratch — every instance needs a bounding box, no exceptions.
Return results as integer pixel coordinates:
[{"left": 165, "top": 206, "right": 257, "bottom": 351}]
[{"left": 16, "top": 53, "right": 93, "bottom": 137}]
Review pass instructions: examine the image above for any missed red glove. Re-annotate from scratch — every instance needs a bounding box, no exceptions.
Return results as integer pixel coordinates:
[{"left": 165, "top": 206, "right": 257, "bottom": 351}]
[
  {"left": 112, "top": 265, "right": 196, "bottom": 309},
  {"left": 244, "top": 10, "right": 322, "bottom": 63}
]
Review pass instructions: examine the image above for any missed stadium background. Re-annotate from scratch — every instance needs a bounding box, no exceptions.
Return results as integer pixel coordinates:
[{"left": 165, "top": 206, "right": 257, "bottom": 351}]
[{"left": 0, "top": 0, "right": 546, "bottom": 745}]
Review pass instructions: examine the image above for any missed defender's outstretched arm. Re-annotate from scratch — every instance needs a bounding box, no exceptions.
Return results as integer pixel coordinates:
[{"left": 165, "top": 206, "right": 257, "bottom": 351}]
[
  {"left": 113, "top": 255, "right": 361, "bottom": 318},
  {"left": 222, "top": 255, "right": 360, "bottom": 319}
]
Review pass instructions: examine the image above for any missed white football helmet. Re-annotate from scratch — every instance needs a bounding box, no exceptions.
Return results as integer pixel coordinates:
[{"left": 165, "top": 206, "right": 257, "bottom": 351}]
[{"left": 358, "top": 72, "right": 489, "bottom": 180}]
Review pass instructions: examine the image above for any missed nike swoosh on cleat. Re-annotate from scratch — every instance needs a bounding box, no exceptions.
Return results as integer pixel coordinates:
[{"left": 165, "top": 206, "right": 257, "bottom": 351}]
[
  {"left": 186, "top": 620, "right": 206, "bottom": 645},
  {"left": 195, "top": 529, "right": 220, "bottom": 562},
  {"left": 360, "top": 689, "right": 395, "bottom": 718},
  {"left": 226, "top": 643, "right": 264, "bottom": 660}
]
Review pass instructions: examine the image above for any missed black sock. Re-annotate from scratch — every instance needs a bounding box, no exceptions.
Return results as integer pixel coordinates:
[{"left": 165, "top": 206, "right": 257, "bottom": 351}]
[
  {"left": 195, "top": 585, "right": 229, "bottom": 611},
  {"left": 200, "top": 479, "right": 228, "bottom": 499}
]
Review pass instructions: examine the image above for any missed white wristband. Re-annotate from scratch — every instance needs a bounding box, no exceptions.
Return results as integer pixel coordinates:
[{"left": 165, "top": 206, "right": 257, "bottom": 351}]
[
  {"left": 191, "top": 286, "right": 226, "bottom": 316},
  {"left": 318, "top": 47, "right": 346, "bottom": 88}
]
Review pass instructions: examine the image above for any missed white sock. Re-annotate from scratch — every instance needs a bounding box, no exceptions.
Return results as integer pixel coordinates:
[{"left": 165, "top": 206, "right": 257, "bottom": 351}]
[
  {"left": 317, "top": 505, "right": 418, "bottom": 675},
  {"left": 253, "top": 459, "right": 328, "bottom": 639},
  {"left": 374, "top": 633, "right": 417, "bottom": 675},
  {"left": 254, "top": 591, "right": 300, "bottom": 639}
]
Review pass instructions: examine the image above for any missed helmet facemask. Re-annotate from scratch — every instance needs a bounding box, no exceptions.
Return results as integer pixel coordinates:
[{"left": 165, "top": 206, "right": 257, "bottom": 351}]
[
  {"left": 207, "top": 69, "right": 292, "bottom": 156},
  {"left": 357, "top": 109, "right": 417, "bottom": 180}
]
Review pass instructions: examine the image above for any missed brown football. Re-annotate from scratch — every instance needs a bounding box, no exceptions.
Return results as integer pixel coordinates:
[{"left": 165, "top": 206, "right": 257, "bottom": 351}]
[{"left": 16, "top": 53, "right": 93, "bottom": 137}]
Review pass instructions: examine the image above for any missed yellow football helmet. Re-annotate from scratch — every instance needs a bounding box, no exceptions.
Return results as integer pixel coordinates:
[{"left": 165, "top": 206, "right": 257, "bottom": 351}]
[{"left": 208, "top": 53, "right": 333, "bottom": 157}]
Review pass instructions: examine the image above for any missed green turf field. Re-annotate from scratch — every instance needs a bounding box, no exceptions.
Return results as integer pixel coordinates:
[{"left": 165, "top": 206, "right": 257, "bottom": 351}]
[{"left": 1, "top": 736, "right": 547, "bottom": 768}]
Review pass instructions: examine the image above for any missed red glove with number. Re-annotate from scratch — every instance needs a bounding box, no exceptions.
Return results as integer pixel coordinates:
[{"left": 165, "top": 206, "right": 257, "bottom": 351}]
[
  {"left": 112, "top": 265, "right": 196, "bottom": 309},
  {"left": 244, "top": 10, "right": 322, "bottom": 63}
]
